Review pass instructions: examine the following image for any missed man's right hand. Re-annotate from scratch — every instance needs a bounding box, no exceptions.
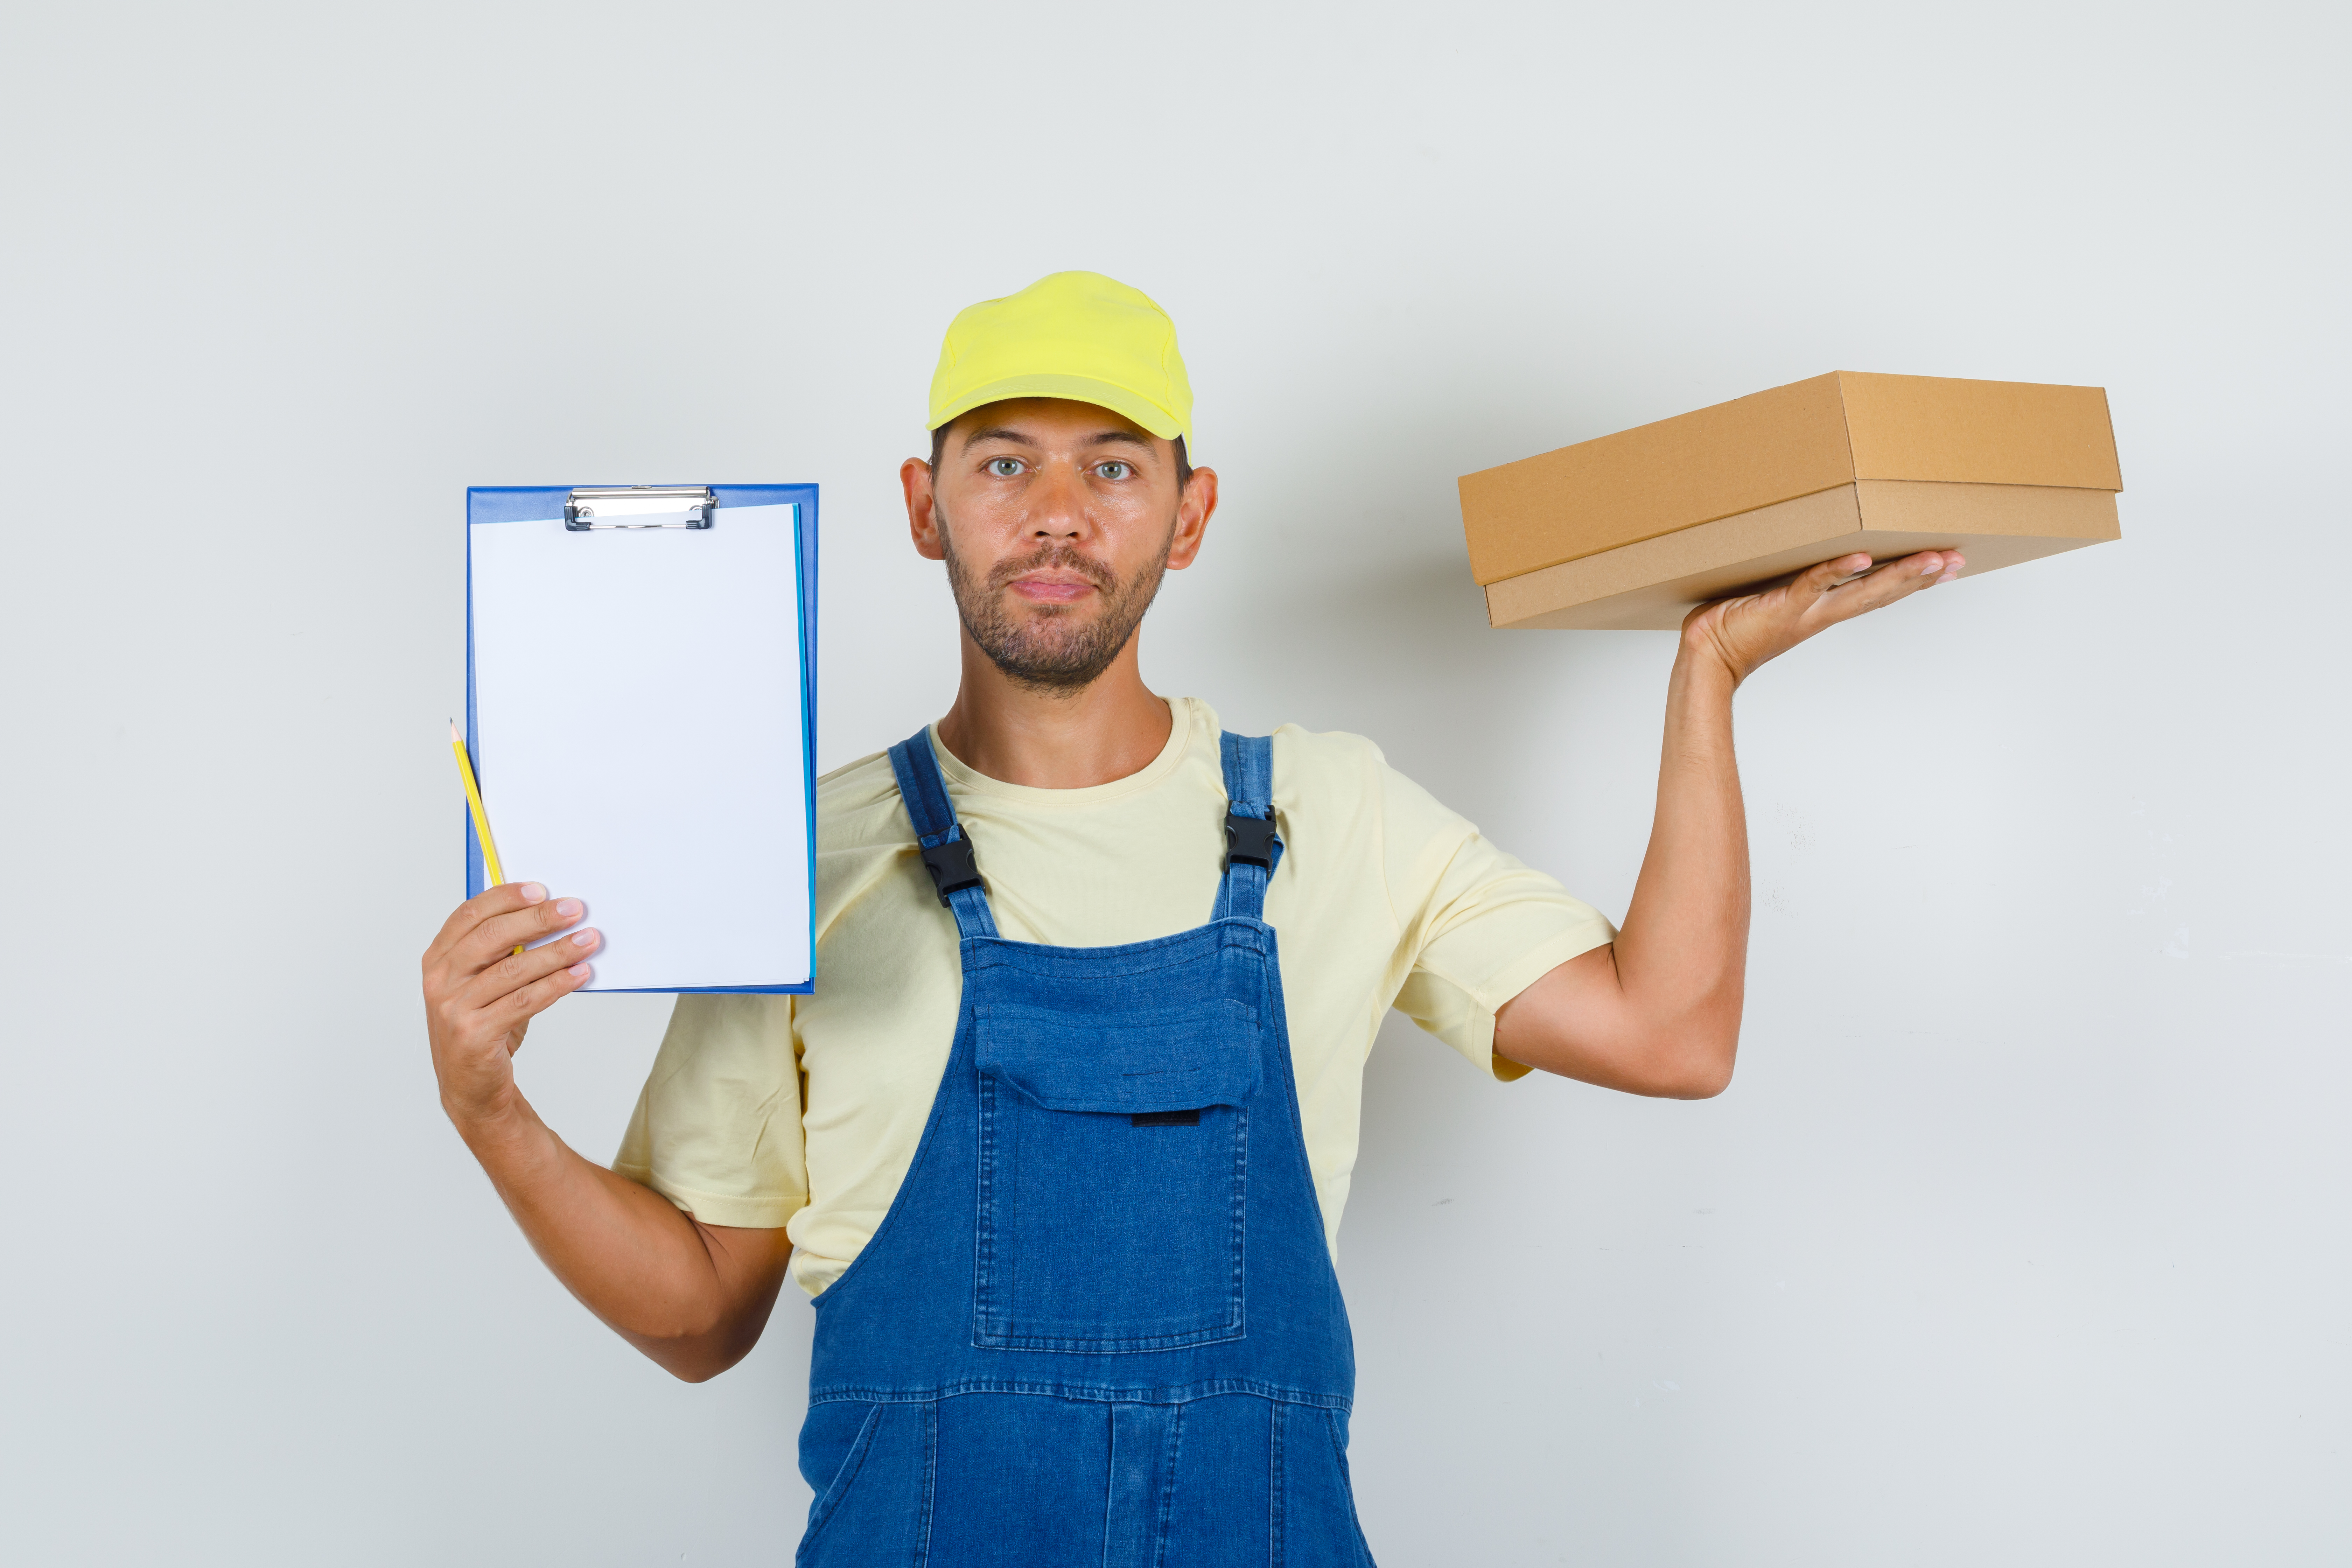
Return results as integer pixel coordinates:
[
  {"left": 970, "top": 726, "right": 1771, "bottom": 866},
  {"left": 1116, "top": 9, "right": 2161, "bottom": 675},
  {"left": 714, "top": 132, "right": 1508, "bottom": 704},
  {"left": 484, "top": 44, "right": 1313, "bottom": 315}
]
[
  {"left": 421, "top": 882, "right": 601, "bottom": 1128},
  {"left": 417, "top": 886, "right": 789, "bottom": 1380}
]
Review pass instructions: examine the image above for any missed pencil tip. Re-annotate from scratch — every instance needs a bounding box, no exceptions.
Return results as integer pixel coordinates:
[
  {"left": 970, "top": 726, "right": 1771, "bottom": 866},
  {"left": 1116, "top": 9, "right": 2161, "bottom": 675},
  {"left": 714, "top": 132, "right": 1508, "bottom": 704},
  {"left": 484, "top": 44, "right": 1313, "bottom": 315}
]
[{"left": 450, "top": 719, "right": 463, "bottom": 745}]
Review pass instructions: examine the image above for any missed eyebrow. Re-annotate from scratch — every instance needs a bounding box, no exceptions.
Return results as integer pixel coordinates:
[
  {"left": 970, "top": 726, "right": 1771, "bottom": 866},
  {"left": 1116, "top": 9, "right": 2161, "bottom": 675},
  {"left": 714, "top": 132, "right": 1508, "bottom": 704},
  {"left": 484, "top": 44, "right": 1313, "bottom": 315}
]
[{"left": 958, "top": 426, "right": 1154, "bottom": 452}]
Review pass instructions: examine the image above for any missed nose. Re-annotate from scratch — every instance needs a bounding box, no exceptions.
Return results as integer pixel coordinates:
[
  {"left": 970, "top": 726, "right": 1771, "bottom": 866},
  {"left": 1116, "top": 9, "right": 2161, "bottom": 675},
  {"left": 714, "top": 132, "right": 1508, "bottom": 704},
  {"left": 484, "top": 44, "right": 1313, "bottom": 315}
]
[{"left": 1027, "top": 462, "right": 1093, "bottom": 542}]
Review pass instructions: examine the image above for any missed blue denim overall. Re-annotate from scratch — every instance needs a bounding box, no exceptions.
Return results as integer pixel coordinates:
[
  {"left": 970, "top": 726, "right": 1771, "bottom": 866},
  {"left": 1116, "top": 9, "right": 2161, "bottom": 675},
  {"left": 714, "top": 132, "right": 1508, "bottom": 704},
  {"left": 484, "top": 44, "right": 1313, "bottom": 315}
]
[{"left": 794, "top": 729, "right": 1372, "bottom": 1567}]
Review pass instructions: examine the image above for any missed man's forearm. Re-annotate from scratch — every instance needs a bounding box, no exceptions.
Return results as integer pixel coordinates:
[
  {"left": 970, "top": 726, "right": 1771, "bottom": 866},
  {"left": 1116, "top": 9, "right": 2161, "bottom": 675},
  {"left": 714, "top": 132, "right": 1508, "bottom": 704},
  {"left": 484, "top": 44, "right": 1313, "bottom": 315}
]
[
  {"left": 1609, "top": 642, "right": 1750, "bottom": 1088},
  {"left": 450, "top": 1093, "right": 791, "bottom": 1381},
  {"left": 1495, "top": 550, "right": 1964, "bottom": 1093},
  {"left": 1493, "top": 639, "right": 1749, "bottom": 1096}
]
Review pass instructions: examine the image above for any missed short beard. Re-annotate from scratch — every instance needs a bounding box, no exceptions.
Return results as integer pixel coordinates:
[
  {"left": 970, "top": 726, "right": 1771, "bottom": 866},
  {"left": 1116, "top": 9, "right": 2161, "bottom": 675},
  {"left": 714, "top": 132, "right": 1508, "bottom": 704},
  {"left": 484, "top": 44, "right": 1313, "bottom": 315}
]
[{"left": 938, "top": 507, "right": 1174, "bottom": 694}]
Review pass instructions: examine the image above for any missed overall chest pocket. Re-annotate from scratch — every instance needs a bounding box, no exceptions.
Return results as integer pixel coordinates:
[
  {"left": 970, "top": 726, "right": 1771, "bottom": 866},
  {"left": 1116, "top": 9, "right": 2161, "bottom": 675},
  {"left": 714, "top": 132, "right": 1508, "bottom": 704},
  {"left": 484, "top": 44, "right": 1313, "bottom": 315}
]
[{"left": 973, "top": 996, "right": 1261, "bottom": 1353}]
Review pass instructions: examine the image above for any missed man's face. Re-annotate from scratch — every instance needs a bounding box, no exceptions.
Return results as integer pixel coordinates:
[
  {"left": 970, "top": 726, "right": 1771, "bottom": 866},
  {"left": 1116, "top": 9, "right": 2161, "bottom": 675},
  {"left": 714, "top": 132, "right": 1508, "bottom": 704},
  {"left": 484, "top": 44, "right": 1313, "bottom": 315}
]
[{"left": 903, "top": 398, "right": 1216, "bottom": 691}]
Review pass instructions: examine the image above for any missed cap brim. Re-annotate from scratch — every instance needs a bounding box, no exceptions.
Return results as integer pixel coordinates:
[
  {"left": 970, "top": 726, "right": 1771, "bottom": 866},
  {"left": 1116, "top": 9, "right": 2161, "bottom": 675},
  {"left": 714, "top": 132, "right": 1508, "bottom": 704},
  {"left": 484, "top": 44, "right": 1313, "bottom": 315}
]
[{"left": 929, "top": 372, "right": 1188, "bottom": 448}]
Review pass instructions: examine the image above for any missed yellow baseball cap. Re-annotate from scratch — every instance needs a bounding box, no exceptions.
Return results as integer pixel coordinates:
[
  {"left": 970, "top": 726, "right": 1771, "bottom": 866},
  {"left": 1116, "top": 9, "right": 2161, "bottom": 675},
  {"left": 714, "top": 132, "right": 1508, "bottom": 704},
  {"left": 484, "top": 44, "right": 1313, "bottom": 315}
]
[{"left": 927, "top": 271, "right": 1194, "bottom": 451}]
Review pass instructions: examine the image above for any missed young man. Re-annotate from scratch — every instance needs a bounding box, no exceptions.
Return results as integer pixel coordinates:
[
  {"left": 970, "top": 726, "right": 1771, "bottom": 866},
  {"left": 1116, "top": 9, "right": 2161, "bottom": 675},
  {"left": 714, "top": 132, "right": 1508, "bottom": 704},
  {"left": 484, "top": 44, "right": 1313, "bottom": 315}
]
[{"left": 421, "top": 272, "right": 1963, "bottom": 1564}]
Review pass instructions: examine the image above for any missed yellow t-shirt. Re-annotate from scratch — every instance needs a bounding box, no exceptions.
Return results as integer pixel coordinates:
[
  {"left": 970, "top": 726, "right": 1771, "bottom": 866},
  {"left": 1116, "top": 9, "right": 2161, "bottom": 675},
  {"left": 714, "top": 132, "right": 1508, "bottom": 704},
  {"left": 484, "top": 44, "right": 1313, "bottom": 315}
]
[{"left": 614, "top": 698, "right": 1615, "bottom": 1298}]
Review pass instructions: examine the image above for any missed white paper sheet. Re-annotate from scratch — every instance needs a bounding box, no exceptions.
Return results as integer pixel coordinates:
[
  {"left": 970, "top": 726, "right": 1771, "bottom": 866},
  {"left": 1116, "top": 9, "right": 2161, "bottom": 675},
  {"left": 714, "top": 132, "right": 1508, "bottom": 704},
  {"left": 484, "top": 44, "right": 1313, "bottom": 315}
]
[{"left": 468, "top": 504, "right": 810, "bottom": 991}]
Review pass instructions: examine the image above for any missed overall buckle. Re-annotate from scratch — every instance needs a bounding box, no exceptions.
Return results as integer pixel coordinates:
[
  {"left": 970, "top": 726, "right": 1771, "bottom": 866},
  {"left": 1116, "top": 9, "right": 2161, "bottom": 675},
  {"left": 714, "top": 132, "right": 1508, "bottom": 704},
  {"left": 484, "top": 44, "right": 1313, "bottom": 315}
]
[
  {"left": 1224, "top": 811, "right": 1279, "bottom": 870},
  {"left": 920, "top": 833, "right": 984, "bottom": 906}
]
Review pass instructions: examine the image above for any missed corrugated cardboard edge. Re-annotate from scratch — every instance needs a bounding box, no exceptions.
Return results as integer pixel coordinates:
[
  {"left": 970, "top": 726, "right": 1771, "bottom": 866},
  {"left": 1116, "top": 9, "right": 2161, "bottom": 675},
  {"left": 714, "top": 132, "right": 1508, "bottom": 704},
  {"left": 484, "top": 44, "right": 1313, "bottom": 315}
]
[
  {"left": 1485, "top": 482, "right": 2120, "bottom": 630},
  {"left": 1852, "top": 478, "right": 2120, "bottom": 539}
]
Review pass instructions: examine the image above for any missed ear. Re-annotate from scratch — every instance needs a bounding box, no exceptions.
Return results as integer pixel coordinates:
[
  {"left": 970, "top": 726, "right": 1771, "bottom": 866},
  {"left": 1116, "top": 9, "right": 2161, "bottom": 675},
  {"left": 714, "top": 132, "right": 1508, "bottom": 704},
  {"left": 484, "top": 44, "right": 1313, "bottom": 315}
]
[
  {"left": 903, "top": 455, "right": 945, "bottom": 562},
  {"left": 1164, "top": 465, "right": 1218, "bottom": 571}
]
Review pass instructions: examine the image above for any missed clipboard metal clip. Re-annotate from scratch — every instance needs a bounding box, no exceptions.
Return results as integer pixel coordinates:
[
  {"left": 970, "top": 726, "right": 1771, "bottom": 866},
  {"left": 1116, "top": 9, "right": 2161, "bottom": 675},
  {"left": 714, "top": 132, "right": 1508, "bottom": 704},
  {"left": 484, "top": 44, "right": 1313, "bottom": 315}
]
[{"left": 565, "top": 485, "right": 717, "bottom": 531}]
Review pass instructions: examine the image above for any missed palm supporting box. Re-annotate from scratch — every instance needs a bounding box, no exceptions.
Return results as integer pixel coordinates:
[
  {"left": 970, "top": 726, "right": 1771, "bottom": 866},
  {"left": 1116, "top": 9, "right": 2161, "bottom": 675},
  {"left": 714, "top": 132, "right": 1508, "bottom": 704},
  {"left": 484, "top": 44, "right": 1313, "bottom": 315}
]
[{"left": 1459, "top": 372, "right": 2123, "bottom": 630}]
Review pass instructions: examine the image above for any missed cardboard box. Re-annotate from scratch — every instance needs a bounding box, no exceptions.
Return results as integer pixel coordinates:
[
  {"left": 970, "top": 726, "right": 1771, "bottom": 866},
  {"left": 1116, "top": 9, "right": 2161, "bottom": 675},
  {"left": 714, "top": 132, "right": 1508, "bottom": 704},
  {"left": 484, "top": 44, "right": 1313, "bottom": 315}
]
[{"left": 1459, "top": 372, "right": 2123, "bottom": 630}]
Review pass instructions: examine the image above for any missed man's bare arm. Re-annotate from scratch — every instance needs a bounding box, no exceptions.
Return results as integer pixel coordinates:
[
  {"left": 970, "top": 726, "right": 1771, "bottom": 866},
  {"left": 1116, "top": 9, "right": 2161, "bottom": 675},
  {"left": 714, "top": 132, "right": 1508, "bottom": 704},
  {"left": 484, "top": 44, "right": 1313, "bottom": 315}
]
[
  {"left": 1494, "top": 548, "right": 1964, "bottom": 1097},
  {"left": 422, "top": 883, "right": 793, "bottom": 1381}
]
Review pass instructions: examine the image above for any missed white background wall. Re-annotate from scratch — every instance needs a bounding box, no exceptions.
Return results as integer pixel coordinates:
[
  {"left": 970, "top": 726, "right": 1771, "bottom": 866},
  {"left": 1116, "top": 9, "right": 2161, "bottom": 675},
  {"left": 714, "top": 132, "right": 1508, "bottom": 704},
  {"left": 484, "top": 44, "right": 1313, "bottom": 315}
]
[{"left": 4, "top": 2, "right": 2346, "bottom": 1563}]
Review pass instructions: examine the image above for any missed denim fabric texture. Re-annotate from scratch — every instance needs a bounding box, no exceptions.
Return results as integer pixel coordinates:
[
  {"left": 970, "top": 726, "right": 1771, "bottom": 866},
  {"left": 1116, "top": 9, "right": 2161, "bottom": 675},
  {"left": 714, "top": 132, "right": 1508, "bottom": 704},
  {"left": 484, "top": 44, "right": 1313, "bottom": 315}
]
[{"left": 795, "top": 729, "right": 1374, "bottom": 1567}]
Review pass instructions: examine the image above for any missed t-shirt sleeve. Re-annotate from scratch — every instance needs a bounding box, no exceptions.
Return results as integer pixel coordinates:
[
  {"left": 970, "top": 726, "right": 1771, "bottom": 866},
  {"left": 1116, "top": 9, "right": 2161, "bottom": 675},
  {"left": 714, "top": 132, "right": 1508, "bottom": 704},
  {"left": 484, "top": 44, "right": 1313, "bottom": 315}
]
[
  {"left": 1379, "top": 762, "right": 1617, "bottom": 1083},
  {"left": 611, "top": 993, "right": 807, "bottom": 1229}
]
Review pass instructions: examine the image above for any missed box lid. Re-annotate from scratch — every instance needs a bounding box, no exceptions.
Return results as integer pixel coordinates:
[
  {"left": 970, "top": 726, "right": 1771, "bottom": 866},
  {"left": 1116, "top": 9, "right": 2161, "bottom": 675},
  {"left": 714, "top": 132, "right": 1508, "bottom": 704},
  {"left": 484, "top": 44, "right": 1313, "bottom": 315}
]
[{"left": 1836, "top": 372, "right": 2121, "bottom": 490}]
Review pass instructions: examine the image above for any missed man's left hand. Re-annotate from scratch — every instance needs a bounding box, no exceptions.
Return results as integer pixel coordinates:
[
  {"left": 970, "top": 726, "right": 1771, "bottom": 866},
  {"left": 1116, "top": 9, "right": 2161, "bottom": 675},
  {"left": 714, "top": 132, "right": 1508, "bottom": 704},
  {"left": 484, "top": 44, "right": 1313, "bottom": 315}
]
[{"left": 1682, "top": 548, "right": 1965, "bottom": 685}]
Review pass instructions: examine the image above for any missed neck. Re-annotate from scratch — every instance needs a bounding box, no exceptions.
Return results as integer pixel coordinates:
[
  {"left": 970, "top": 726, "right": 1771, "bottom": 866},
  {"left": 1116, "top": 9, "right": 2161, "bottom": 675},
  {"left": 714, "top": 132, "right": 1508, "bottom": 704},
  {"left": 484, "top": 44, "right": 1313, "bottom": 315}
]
[{"left": 933, "top": 632, "right": 1173, "bottom": 789}]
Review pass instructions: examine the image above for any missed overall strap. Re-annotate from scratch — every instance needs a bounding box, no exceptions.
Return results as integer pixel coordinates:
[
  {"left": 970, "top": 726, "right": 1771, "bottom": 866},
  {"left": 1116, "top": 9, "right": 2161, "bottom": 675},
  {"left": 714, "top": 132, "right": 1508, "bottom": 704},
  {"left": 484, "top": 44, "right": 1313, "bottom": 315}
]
[
  {"left": 887, "top": 728, "right": 998, "bottom": 941},
  {"left": 1215, "top": 730, "right": 1283, "bottom": 923}
]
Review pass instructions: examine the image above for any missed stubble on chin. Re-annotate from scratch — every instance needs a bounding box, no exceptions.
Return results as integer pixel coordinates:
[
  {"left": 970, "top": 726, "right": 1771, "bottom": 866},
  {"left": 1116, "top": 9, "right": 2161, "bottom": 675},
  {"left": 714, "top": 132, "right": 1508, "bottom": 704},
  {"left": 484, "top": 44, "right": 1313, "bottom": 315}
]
[{"left": 938, "top": 512, "right": 1173, "bottom": 694}]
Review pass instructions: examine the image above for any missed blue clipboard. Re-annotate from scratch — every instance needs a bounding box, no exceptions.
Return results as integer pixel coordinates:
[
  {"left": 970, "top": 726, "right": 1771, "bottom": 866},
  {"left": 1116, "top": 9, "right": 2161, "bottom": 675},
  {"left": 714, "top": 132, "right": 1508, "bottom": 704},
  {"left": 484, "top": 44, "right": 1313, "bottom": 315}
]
[{"left": 463, "top": 484, "right": 818, "bottom": 994}]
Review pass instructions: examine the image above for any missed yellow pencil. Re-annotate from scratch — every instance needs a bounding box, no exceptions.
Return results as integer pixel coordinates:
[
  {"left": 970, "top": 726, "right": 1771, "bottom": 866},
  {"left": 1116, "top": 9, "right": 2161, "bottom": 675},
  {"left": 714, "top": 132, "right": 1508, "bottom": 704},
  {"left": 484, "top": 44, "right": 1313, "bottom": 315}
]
[{"left": 450, "top": 721, "right": 524, "bottom": 953}]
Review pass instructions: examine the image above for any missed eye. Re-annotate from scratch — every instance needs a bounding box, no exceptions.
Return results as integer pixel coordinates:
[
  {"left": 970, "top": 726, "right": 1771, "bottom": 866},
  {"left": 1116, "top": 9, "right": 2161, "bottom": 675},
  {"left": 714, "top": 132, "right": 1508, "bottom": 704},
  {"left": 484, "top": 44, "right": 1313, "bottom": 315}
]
[
  {"left": 1095, "top": 460, "right": 1133, "bottom": 481},
  {"left": 985, "top": 457, "right": 1024, "bottom": 478}
]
